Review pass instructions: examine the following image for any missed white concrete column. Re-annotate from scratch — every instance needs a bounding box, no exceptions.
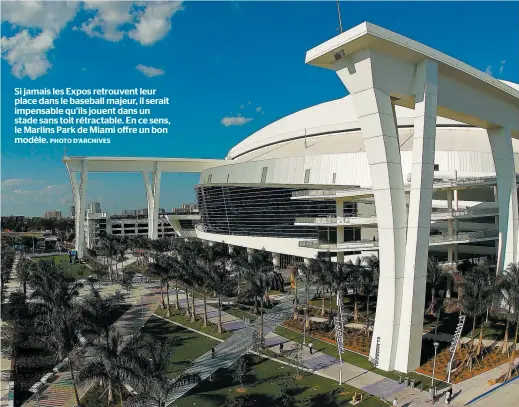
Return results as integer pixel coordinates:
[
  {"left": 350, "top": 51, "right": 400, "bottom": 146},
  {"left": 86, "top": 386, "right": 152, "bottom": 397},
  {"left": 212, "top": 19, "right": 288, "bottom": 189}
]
[
  {"left": 336, "top": 199, "right": 345, "bottom": 264},
  {"left": 447, "top": 190, "right": 454, "bottom": 262},
  {"left": 272, "top": 252, "right": 281, "bottom": 270},
  {"left": 143, "top": 163, "right": 161, "bottom": 240},
  {"left": 488, "top": 127, "right": 518, "bottom": 273},
  {"left": 69, "top": 161, "right": 88, "bottom": 258},
  {"left": 336, "top": 50, "right": 408, "bottom": 371},
  {"left": 453, "top": 189, "right": 459, "bottom": 262},
  {"left": 395, "top": 59, "right": 438, "bottom": 373}
]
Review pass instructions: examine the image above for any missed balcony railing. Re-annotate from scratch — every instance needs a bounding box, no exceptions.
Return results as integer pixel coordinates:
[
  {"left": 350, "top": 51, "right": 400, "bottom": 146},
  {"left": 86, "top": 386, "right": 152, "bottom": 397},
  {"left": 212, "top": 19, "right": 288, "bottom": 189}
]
[
  {"left": 292, "top": 175, "right": 517, "bottom": 199},
  {"left": 299, "top": 230, "right": 498, "bottom": 250}
]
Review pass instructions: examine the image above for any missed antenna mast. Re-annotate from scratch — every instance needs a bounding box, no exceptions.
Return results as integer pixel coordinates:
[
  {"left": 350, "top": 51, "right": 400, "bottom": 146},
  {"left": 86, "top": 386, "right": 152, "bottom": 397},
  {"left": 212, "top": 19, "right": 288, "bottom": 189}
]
[{"left": 336, "top": 0, "right": 343, "bottom": 33}]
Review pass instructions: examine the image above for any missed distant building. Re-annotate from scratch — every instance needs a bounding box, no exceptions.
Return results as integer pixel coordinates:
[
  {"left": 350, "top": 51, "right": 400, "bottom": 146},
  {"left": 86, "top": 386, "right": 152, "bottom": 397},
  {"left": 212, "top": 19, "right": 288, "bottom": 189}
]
[
  {"left": 70, "top": 205, "right": 76, "bottom": 219},
  {"left": 87, "top": 201, "right": 101, "bottom": 214},
  {"left": 44, "top": 210, "right": 62, "bottom": 219}
]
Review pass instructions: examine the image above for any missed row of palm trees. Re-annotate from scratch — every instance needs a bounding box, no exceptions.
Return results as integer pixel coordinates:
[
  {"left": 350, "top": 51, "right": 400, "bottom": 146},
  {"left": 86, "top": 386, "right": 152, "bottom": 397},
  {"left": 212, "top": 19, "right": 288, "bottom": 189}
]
[
  {"left": 294, "top": 254, "right": 380, "bottom": 332},
  {"left": 3, "top": 258, "right": 183, "bottom": 407}
]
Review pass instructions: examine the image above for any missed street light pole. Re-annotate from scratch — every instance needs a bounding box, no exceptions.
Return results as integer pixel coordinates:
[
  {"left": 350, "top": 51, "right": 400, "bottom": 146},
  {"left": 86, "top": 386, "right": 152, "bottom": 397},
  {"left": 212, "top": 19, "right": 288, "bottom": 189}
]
[
  {"left": 141, "top": 295, "right": 144, "bottom": 326},
  {"left": 432, "top": 341, "right": 439, "bottom": 388}
]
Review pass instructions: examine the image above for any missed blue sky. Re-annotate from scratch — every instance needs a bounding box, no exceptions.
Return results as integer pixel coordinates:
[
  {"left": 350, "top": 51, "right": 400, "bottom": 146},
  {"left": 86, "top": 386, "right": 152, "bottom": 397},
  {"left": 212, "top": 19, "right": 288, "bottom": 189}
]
[{"left": 2, "top": 1, "right": 518, "bottom": 216}]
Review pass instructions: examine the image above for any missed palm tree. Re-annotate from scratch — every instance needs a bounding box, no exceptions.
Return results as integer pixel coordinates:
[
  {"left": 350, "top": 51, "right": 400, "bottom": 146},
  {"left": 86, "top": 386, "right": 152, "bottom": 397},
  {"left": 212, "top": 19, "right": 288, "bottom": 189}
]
[
  {"left": 458, "top": 261, "right": 496, "bottom": 364},
  {"left": 426, "top": 257, "right": 446, "bottom": 315},
  {"left": 99, "top": 235, "right": 119, "bottom": 282},
  {"left": 81, "top": 291, "right": 126, "bottom": 343},
  {"left": 239, "top": 249, "right": 273, "bottom": 313},
  {"left": 128, "top": 337, "right": 184, "bottom": 407},
  {"left": 498, "top": 262, "right": 519, "bottom": 355},
  {"left": 228, "top": 246, "right": 248, "bottom": 297},
  {"left": 345, "top": 257, "right": 365, "bottom": 323},
  {"left": 361, "top": 254, "right": 379, "bottom": 329},
  {"left": 244, "top": 270, "right": 273, "bottom": 338},
  {"left": 16, "top": 257, "right": 35, "bottom": 299},
  {"left": 200, "top": 242, "right": 230, "bottom": 333},
  {"left": 78, "top": 331, "right": 147, "bottom": 406},
  {"left": 296, "top": 260, "right": 318, "bottom": 329},
  {"left": 326, "top": 258, "right": 353, "bottom": 326},
  {"left": 29, "top": 263, "right": 84, "bottom": 407},
  {"left": 148, "top": 254, "right": 170, "bottom": 310}
]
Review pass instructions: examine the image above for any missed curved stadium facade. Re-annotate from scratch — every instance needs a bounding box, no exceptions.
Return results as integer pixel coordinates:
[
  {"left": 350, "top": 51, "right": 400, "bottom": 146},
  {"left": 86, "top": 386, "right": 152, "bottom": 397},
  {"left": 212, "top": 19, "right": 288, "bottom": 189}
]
[
  {"left": 65, "top": 22, "right": 519, "bottom": 374},
  {"left": 196, "top": 90, "right": 519, "bottom": 264}
]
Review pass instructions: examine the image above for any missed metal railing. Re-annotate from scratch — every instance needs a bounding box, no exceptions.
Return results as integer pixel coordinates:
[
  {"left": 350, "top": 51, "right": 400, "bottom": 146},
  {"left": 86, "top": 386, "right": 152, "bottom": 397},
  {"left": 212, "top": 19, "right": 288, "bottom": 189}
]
[
  {"left": 299, "top": 239, "right": 379, "bottom": 249},
  {"left": 429, "top": 230, "right": 499, "bottom": 244},
  {"left": 292, "top": 175, "right": 517, "bottom": 199},
  {"left": 299, "top": 230, "right": 498, "bottom": 250}
]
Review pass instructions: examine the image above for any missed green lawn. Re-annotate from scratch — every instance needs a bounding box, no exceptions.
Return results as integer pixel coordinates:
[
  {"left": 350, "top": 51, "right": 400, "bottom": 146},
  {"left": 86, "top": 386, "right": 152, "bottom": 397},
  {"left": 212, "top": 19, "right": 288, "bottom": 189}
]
[
  {"left": 33, "top": 254, "right": 91, "bottom": 279},
  {"left": 175, "top": 355, "right": 387, "bottom": 407},
  {"left": 155, "top": 307, "right": 233, "bottom": 340},
  {"left": 141, "top": 315, "right": 219, "bottom": 376},
  {"left": 222, "top": 304, "right": 258, "bottom": 322}
]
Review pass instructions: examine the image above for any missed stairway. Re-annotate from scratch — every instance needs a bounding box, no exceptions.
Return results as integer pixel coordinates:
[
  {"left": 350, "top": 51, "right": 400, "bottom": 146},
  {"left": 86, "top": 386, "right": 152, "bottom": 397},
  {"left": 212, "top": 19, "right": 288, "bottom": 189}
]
[{"left": 164, "top": 287, "right": 312, "bottom": 406}]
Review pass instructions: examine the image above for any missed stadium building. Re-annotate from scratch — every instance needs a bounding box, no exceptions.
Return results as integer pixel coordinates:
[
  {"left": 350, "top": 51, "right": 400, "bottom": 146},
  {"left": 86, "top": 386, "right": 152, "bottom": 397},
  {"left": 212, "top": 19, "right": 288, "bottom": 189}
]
[{"left": 65, "top": 22, "right": 519, "bottom": 373}]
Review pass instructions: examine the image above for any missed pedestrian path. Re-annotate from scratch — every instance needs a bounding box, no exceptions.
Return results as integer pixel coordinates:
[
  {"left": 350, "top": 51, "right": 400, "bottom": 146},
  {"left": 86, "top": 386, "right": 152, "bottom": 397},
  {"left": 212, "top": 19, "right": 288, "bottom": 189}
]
[{"left": 163, "top": 285, "right": 313, "bottom": 406}]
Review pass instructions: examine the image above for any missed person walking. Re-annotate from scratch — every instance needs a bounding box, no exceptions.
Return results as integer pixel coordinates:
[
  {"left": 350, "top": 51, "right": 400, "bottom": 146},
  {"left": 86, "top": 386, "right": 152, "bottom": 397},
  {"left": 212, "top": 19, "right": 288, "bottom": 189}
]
[
  {"left": 279, "top": 342, "right": 284, "bottom": 356},
  {"left": 444, "top": 388, "right": 452, "bottom": 405},
  {"left": 308, "top": 341, "right": 313, "bottom": 355},
  {"left": 392, "top": 398, "right": 398, "bottom": 407},
  {"left": 211, "top": 347, "right": 215, "bottom": 359}
]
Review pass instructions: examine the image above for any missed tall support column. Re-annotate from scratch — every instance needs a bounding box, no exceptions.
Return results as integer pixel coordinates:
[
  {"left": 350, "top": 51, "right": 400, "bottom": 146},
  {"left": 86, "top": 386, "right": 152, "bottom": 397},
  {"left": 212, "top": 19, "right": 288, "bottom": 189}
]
[
  {"left": 488, "top": 127, "right": 518, "bottom": 273},
  {"left": 336, "top": 199, "right": 345, "bottom": 264},
  {"left": 447, "top": 190, "right": 454, "bottom": 262},
  {"left": 454, "top": 190, "right": 459, "bottom": 262},
  {"left": 395, "top": 59, "right": 438, "bottom": 373},
  {"left": 336, "top": 50, "right": 408, "bottom": 371},
  {"left": 69, "top": 161, "right": 88, "bottom": 258},
  {"left": 143, "top": 163, "right": 161, "bottom": 240}
]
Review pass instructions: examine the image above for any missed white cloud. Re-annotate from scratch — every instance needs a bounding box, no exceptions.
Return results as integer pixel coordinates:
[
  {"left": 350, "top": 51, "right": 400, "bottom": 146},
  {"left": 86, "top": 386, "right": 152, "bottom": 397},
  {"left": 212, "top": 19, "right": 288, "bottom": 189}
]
[
  {"left": 2, "top": 1, "right": 183, "bottom": 79},
  {"left": 136, "top": 64, "right": 165, "bottom": 77},
  {"left": 256, "top": 106, "right": 262, "bottom": 113},
  {"left": 499, "top": 60, "right": 506, "bottom": 75},
  {"left": 1, "top": 0, "right": 79, "bottom": 79},
  {"left": 79, "top": 1, "right": 134, "bottom": 42},
  {"left": 2, "top": 178, "right": 32, "bottom": 187},
  {"left": 80, "top": 1, "right": 183, "bottom": 46},
  {"left": 129, "top": 1, "right": 183, "bottom": 46},
  {"left": 485, "top": 65, "right": 492, "bottom": 76},
  {"left": 221, "top": 115, "right": 252, "bottom": 127}
]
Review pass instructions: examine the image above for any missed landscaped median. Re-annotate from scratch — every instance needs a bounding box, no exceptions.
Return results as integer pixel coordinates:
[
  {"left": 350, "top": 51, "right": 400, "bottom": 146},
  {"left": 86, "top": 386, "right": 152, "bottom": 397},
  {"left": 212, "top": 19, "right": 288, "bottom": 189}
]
[{"left": 148, "top": 312, "right": 387, "bottom": 406}]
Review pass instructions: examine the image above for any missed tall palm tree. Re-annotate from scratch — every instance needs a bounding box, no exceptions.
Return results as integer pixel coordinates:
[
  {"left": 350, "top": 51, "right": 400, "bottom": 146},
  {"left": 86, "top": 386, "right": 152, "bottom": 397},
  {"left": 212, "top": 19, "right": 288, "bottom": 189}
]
[
  {"left": 128, "top": 338, "right": 181, "bottom": 407},
  {"left": 29, "top": 263, "right": 84, "bottom": 407},
  {"left": 200, "top": 242, "right": 230, "bottom": 333},
  {"left": 498, "top": 262, "right": 519, "bottom": 355},
  {"left": 315, "top": 252, "right": 336, "bottom": 324},
  {"left": 361, "top": 254, "right": 379, "bottom": 330},
  {"left": 239, "top": 249, "right": 272, "bottom": 313},
  {"left": 99, "top": 235, "right": 119, "bottom": 282},
  {"left": 81, "top": 291, "right": 126, "bottom": 343},
  {"left": 296, "top": 260, "right": 318, "bottom": 329},
  {"left": 148, "top": 254, "right": 171, "bottom": 310},
  {"left": 327, "top": 258, "right": 353, "bottom": 326},
  {"left": 16, "top": 257, "right": 35, "bottom": 299},
  {"left": 426, "top": 257, "right": 446, "bottom": 315},
  {"left": 244, "top": 270, "right": 273, "bottom": 338},
  {"left": 78, "top": 331, "right": 147, "bottom": 406},
  {"left": 345, "top": 257, "right": 365, "bottom": 323},
  {"left": 458, "top": 261, "right": 496, "bottom": 363},
  {"left": 228, "top": 246, "right": 248, "bottom": 297}
]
